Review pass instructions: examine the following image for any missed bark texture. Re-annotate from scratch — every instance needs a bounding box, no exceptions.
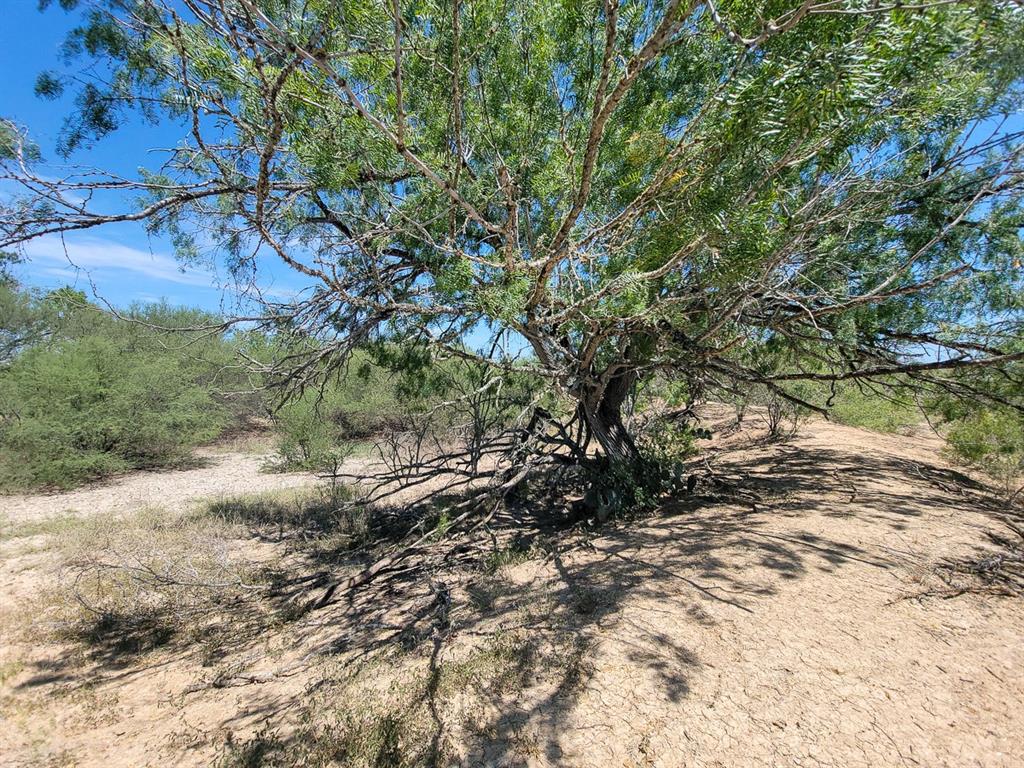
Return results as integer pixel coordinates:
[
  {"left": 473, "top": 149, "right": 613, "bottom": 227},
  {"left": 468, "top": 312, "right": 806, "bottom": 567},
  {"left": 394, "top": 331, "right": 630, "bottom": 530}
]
[{"left": 580, "top": 372, "right": 640, "bottom": 464}]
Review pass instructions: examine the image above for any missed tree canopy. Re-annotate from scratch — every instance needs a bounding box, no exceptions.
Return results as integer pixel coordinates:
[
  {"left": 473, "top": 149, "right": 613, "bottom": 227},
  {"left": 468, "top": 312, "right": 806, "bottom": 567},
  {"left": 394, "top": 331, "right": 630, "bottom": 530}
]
[{"left": 2, "top": 0, "right": 1023, "bottom": 462}]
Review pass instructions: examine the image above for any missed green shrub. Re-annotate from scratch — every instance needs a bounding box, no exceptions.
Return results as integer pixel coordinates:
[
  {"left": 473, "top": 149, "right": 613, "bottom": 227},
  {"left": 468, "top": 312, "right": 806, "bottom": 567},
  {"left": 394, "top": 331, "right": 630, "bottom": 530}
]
[
  {"left": 826, "top": 384, "right": 920, "bottom": 434},
  {"left": 578, "top": 421, "right": 709, "bottom": 522},
  {"left": 271, "top": 350, "right": 539, "bottom": 472},
  {"left": 945, "top": 408, "right": 1024, "bottom": 494},
  {"left": 0, "top": 274, "right": 52, "bottom": 364},
  {"left": 735, "top": 378, "right": 922, "bottom": 435},
  {"left": 272, "top": 351, "right": 408, "bottom": 471},
  {"left": 0, "top": 289, "right": 239, "bottom": 490}
]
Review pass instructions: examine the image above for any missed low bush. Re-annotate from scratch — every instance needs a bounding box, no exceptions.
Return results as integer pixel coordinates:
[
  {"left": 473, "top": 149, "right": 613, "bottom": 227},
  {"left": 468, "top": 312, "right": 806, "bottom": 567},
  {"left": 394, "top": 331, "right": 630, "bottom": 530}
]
[
  {"left": 272, "top": 351, "right": 410, "bottom": 471},
  {"left": 724, "top": 379, "right": 922, "bottom": 436},
  {"left": 945, "top": 408, "right": 1024, "bottom": 495},
  {"left": 825, "top": 384, "right": 920, "bottom": 434},
  {"left": 576, "top": 420, "right": 710, "bottom": 522},
  {"left": 271, "top": 350, "right": 541, "bottom": 474},
  {"left": 0, "top": 287, "right": 243, "bottom": 490}
]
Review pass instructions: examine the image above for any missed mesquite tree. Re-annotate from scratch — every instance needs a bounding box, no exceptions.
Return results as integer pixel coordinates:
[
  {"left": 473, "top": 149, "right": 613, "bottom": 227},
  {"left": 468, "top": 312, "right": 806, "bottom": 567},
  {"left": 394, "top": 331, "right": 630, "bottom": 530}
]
[{"left": 2, "top": 0, "right": 1023, "bottom": 465}]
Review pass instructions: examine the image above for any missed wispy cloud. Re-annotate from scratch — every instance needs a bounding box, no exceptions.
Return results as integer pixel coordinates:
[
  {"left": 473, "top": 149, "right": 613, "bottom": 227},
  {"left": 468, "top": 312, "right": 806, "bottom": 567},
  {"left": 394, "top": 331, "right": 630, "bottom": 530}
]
[
  {"left": 38, "top": 265, "right": 82, "bottom": 281},
  {"left": 21, "top": 234, "right": 316, "bottom": 311},
  {"left": 24, "top": 235, "right": 219, "bottom": 288}
]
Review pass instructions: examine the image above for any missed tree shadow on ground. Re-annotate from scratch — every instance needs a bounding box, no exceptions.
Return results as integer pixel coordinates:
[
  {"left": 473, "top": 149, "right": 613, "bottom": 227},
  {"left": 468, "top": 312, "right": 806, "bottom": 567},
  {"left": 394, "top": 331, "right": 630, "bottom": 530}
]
[
  {"left": 707, "top": 443, "right": 1015, "bottom": 528},
  {"left": 217, "top": 451, "right": 908, "bottom": 765},
  {"left": 10, "top": 429, "right": 1016, "bottom": 766}
]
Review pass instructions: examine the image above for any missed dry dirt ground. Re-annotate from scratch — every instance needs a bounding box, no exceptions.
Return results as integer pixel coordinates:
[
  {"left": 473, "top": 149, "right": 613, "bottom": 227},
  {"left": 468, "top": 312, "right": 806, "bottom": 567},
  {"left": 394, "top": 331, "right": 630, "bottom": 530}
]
[
  {"left": 1, "top": 448, "right": 315, "bottom": 524},
  {"left": 1, "top": 412, "right": 1022, "bottom": 767}
]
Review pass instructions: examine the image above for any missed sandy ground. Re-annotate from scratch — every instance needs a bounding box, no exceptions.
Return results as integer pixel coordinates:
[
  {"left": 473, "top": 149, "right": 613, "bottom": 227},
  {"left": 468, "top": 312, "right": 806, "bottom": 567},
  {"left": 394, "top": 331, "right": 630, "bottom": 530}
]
[
  {"left": 1, "top": 414, "right": 1022, "bottom": 767},
  {"left": 0, "top": 450, "right": 316, "bottom": 524},
  {"left": 515, "top": 419, "right": 1024, "bottom": 768}
]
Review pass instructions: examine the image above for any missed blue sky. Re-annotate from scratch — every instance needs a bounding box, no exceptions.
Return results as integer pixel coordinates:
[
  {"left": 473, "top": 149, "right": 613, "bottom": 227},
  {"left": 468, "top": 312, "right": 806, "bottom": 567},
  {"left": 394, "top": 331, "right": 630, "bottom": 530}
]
[{"left": 1, "top": 1, "right": 311, "bottom": 312}]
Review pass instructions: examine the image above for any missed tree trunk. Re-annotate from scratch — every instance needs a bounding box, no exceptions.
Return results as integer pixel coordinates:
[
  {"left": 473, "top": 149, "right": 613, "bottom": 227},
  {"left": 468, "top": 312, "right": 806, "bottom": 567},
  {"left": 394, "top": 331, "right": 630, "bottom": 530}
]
[{"left": 580, "top": 373, "right": 640, "bottom": 464}]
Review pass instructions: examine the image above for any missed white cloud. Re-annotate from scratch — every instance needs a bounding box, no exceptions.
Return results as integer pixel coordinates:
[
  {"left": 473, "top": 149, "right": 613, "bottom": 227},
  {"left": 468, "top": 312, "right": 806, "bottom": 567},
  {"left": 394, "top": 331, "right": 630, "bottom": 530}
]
[
  {"left": 23, "top": 235, "right": 219, "bottom": 288},
  {"left": 20, "top": 234, "right": 318, "bottom": 309},
  {"left": 38, "top": 265, "right": 82, "bottom": 281}
]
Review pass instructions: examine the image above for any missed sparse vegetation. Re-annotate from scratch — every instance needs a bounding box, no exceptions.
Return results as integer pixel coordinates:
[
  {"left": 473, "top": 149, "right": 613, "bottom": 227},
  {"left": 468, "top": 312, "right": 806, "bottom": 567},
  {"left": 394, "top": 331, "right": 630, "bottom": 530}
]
[
  {"left": 202, "top": 486, "right": 371, "bottom": 559},
  {"left": 2, "top": 479, "right": 603, "bottom": 766},
  {"left": 944, "top": 408, "right": 1024, "bottom": 496},
  {"left": 212, "top": 628, "right": 589, "bottom": 768},
  {"left": 29, "top": 507, "right": 279, "bottom": 661},
  {"left": 927, "top": 367, "right": 1024, "bottom": 494},
  {"left": 4, "top": 402, "right": 1024, "bottom": 766},
  {"left": 270, "top": 351, "right": 411, "bottom": 472},
  {"left": 825, "top": 385, "right": 920, "bottom": 435},
  {"left": 483, "top": 542, "right": 535, "bottom": 574}
]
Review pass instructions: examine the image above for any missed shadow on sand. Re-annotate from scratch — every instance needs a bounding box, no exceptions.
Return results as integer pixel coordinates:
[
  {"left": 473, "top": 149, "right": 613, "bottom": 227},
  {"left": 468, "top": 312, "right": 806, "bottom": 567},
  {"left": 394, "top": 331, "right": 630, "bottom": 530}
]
[{"left": 11, "top": 428, "right": 1016, "bottom": 766}]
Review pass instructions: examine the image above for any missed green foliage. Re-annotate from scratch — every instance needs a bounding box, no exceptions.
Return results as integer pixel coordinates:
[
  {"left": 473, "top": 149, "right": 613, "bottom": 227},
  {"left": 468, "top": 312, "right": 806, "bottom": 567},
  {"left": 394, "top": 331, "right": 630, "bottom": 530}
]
[
  {"left": 585, "top": 420, "right": 709, "bottom": 520},
  {"left": 5, "top": 0, "right": 1023, "bottom": 474},
  {"left": 826, "top": 385, "right": 920, "bottom": 434},
  {"left": 272, "top": 351, "right": 408, "bottom": 471},
  {"left": 763, "top": 378, "right": 922, "bottom": 435},
  {"left": 945, "top": 408, "right": 1024, "bottom": 493},
  {"left": 0, "top": 287, "right": 241, "bottom": 490},
  {"left": 33, "top": 71, "right": 65, "bottom": 100},
  {"left": 272, "top": 349, "right": 540, "bottom": 472},
  {"left": 483, "top": 541, "right": 534, "bottom": 573},
  {"left": 918, "top": 358, "right": 1023, "bottom": 491},
  {"left": 0, "top": 250, "right": 21, "bottom": 277},
  {"left": 0, "top": 121, "right": 41, "bottom": 163},
  {"left": 640, "top": 418, "right": 709, "bottom": 466},
  {"left": 0, "top": 276, "right": 53, "bottom": 364}
]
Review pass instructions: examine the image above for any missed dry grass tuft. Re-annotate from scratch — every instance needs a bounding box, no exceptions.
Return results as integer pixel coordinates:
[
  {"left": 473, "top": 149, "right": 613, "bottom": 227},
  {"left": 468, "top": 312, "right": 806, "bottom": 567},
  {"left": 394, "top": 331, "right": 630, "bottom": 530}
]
[{"left": 17, "top": 507, "right": 286, "bottom": 663}]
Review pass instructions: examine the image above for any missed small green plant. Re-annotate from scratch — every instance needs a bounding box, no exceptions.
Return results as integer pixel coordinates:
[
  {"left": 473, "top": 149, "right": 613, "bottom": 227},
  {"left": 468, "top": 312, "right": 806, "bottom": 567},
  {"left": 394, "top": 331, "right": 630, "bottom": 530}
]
[
  {"left": 433, "top": 511, "right": 452, "bottom": 539},
  {"left": 581, "top": 419, "right": 709, "bottom": 521},
  {"left": 271, "top": 351, "right": 413, "bottom": 473},
  {"left": 483, "top": 542, "right": 533, "bottom": 573}
]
